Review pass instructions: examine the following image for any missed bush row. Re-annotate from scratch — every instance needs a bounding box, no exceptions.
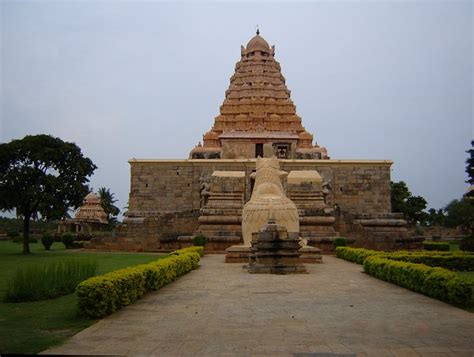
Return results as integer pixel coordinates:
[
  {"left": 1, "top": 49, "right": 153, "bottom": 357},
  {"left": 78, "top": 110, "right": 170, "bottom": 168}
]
[
  {"left": 460, "top": 236, "right": 474, "bottom": 252},
  {"left": 171, "top": 246, "right": 205, "bottom": 257},
  {"left": 363, "top": 256, "right": 472, "bottom": 306},
  {"left": 76, "top": 248, "right": 202, "bottom": 318},
  {"left": 336, "top": 247, "right": 474, "bottom": 271},
  {"left": 423, "top": 242, "right": 450, "bottom": 251},
  {"left": 386, "top": 251, "right": 474, "bottom": 272},
  {"left": 335, "top": 247, "right": 379, "bottom": 264}
]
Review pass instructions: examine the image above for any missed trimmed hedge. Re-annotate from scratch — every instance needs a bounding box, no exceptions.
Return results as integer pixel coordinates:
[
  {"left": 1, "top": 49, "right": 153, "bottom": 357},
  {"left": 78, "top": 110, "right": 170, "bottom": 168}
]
[
  {"left": 172, "top": 246, "right": 204, "bottom": 257},
  {"left": 423, "top": 242, "right": 450, "bottom": 251},
  {"left": 61, "top": 233, "right": 75, "bottom": 249},
  {"left": 12, "top": 236, "right": 38, "bottom": 243},
  {"left": 333, "top": 237, "right": 348, "bottom": 248},
  {"left": 336, "top": 247, "right": 474, "bottom": 272},
  {"left": 363, "top": 256, "right": 472, "bottom": 306},
  {"left": 460, "top": 236, "right": 474, "bottom": 252},
  {"left": 385, "top": 251, "right": 474, "bottom": 272},
  {"left": 41, "top": 233, "right": 55, "bottom": 250},
  {"left": 335, "top": 247, "right": 380, "bottom": 264},
  {"left": 76, "top": 249, "right": 202, "bottom": 318},
  {"left": 193, "top": 234, "right": 207, "bottom": 247}
]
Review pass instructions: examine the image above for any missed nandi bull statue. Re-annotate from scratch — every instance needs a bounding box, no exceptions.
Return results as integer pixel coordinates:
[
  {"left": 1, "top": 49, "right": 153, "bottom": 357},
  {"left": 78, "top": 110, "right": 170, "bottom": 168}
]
[{"left": 242, "top": 156, "right": 299, "bottom": 246}]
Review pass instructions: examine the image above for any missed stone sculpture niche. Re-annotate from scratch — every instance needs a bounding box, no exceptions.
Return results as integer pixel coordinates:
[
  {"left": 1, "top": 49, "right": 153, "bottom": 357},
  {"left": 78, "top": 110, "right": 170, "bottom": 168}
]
[{"left": 242, "top": 157, "right": 299, "bottom": 245}]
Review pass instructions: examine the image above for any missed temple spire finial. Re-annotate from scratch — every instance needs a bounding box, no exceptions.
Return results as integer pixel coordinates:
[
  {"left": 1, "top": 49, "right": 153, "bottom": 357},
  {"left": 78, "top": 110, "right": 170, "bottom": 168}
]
[{"left": 256, "top": 25, "right": 260, "bottom": 35}]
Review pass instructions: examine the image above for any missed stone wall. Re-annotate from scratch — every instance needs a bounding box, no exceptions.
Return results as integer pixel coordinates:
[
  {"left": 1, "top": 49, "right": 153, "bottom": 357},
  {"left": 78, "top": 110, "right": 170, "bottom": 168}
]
[
  {"left": 127, "top": 159, "right": 392, "bottom": 218},
  {"left": 89, "top": 210, "right": 200, "bottom": 251}
]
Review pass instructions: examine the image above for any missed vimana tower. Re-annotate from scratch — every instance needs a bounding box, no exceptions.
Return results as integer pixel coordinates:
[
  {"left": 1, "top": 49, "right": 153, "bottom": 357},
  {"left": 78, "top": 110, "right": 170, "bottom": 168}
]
[{"left": 88, "top": 31, "right": 422, "bottom": 252}]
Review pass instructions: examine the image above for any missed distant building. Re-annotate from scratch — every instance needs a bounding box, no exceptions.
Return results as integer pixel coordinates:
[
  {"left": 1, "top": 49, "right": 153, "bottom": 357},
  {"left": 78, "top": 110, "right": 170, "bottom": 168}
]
[{"left": 58, "top": 192, "right": 108, "bottom": 233}]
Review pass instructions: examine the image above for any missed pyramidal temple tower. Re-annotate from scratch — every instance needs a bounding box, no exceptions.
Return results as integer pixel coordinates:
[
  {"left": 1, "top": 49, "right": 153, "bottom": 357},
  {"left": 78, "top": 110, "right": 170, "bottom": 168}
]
[
  {"left": 87, "top": 31, "right": 422, "bottom": 254},
  {"left": 190, "top": 30, "right": 328, "bottom": 160}
]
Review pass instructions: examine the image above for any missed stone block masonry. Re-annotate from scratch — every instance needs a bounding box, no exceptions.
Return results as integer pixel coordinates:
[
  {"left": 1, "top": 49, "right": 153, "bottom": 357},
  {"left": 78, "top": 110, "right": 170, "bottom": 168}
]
[
  {"left": 98, "top": 159, "right": 393, "bottom": 252},
  {"left": 127, "top": 159, "right": 392, "bottom": 219}
]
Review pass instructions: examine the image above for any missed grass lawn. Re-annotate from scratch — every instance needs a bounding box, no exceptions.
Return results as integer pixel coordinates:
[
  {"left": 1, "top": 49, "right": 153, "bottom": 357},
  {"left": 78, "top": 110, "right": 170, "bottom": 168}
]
[{"left": 0, "top": 240, "right": 166, "bottom": 354}]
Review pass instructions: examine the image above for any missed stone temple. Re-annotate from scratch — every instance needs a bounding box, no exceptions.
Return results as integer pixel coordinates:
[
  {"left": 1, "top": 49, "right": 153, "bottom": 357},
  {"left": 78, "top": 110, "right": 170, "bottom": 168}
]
[{"left": 90, "top": 31, "right": 421, "bottom": 252}]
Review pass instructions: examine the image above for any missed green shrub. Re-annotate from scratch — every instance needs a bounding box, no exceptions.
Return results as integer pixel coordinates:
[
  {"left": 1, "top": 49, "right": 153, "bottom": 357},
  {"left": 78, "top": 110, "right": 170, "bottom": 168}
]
[
  {"left": 41, "top": 233, "right": 55, "bottom": 250},
  {"left": 76, "top": 232, "right": 95, "bottom": 241},
  {"left": 460, "top": 236, "right": 474, "bottom": 252},
  {"left": 12, "top": 236, "right": 38, "bottom": 243},
  {"left": 76, "top": 250, "right": 201, "bottom": 318},
  {"left": 335, "top": 247, "right": 380, "bottom": 264},
  {"left": 7, "top": 229, "right": 20, "bottom": 239},
  {"left": 5, "top": 259, "right": 97, "bottom": 302},
  {"left": 423, "top": 242, "right": 450, "bottom": 251},
  {"left": 61, "top": 233, "right": 75, "bottom": 249},
  {"left": 363, "top": 256, "right": 472, "bottom": 306},
  {"left": 333, "top": 237, "right": 347, "bottom": 248},
  {"left": 72, "top": 240, "right": 88, "bottom": 249},
  {"left": 172, "top": 246, "right": 204, "bottom": 257},
  {"left": 385, "top": 251, "right": 474, "bottom": 272},
  {"left": 193, "top": 234, "right": 207, "bottom": 247}
]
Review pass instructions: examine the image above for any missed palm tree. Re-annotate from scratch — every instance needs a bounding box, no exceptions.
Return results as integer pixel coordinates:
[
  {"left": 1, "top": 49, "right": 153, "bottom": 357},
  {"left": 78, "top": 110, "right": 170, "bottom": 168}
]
[{"left": 97, "top": 187, "right": 120, "bottom": 224}]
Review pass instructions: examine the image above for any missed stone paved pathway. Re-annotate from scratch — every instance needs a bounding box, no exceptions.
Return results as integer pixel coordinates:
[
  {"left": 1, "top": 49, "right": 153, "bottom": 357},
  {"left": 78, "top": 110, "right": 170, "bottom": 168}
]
[{"left": 44, "top": 255, "right": 474, "bottom": 356}]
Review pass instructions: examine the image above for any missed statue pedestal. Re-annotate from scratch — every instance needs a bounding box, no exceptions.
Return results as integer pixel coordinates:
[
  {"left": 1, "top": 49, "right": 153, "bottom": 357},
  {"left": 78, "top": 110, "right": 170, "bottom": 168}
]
[
  {"left": 225, "top": 245, "right": 251, "bottom": 263},
  {"left": 299, "top": 246, "right": 322, "bottom": 264},
  {"left": 225, "top": 244, "right": 322, "bottom": 264},
  {"left": 247, "top": 220, "right": 307, "bottom": 274}
]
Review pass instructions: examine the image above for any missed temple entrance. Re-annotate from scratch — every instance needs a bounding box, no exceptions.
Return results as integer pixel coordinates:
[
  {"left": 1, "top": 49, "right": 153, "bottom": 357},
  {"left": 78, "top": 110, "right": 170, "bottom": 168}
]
[{"left": 255, "top": 143, "right": 263, "bottom": 158}]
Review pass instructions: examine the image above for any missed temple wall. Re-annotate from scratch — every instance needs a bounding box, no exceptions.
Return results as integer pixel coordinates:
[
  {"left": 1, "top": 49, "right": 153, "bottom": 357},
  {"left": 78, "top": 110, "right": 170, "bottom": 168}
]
[
  {"left": 221, "top": 141, "right": 256, "bottom": 159},
  {"left": 127, "top": 159, "right": 392, "bottom": 218}
]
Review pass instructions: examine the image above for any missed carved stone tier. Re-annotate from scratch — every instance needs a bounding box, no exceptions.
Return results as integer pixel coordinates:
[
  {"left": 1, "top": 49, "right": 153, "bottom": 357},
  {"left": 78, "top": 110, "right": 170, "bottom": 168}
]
[
  {"left": 248, "top": 220, "right": 307, "bottom": 274},
  {"left": 286, "top": 170, "right": 338, "bottom": 251},
  {"left": 190, "top": 32, "right": 328, "bottom": 160},
  {"left": 195, "top": 171, "right": 246, "bottom": 251},
  {"left": 336, "top": 212, "right": 423, "bottom": 251}
]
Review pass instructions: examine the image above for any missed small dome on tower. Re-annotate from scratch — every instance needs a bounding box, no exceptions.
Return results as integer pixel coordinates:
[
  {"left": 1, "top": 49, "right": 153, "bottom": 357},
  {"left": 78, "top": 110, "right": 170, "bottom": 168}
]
[
  {"left": 203, "top": 131, "right": 219, "bottom": 140},
  {"left": 299, "top": 131, "right": 313, "bottom": 140},
  {"left": 84, "top": 192, "right": 100, "bottom": 204},
  {"left": 246, "top": 33, "right": 271, "bottom": 54}
]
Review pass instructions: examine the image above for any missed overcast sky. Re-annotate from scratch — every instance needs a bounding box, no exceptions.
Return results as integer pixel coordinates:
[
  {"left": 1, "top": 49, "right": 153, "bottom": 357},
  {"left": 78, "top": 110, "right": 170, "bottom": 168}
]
[{"left": 1, "top": 1, "right": 472, "bottom": 217}]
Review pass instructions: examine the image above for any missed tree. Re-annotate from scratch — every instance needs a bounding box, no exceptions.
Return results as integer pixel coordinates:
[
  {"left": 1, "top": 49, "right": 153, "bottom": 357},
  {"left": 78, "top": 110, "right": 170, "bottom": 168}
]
[
  {"left": 391, "top": 181, "right": 411, "bottom": 215},
  {"left": 0, "top": 135, "right": 96, "bottom": 254},
  {"left": 426, "top": 208, "right": 445, "bottom": 227},
  {"left": 390, "top": 181, "right": 427, "bottom": 225},
  {"left": 444, "top": 198, "right": 474, "bottom": 235},
  {"left": 405, "top": 195, "right": 428, "bottom": 224},
  {"left": 97, "top": 187, "right": 120, "bottom": 226},
  {"left": 466, "top": 140, "right": 474, "bottom": 185}
]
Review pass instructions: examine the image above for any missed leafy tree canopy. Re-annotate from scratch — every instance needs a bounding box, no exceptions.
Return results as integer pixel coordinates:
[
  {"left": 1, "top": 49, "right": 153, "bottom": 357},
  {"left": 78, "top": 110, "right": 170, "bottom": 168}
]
[
  {"left": 390, "top": 181, "right": 427, "bottom": 225},
  {"left": 97, "top": 187, "right": 120, "bottom": 226},
  {"left": 0, "top": 134, "right": 96, "bottom": 253},
  {"left": 466, "top": 140, "right": 474, "bottom": 185},
  {"left": 425, "top": 208, "right": 445, "bottom": 227},
  {"left": 444, "top": 198, "right": 474, "bottom": 235}
]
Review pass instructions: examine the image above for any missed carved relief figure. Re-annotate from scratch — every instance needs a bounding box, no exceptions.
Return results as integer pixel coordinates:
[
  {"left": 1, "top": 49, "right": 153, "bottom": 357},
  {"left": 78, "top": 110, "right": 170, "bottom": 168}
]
[
  {"left": 199, "top": 174, "right": 211, "bottom": 208},
  {"left": 322, "top": 180, "right": 332, "bottom": 205},
  {"left": 242, "top": 157, "right": 299, "bottom": 245}
]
